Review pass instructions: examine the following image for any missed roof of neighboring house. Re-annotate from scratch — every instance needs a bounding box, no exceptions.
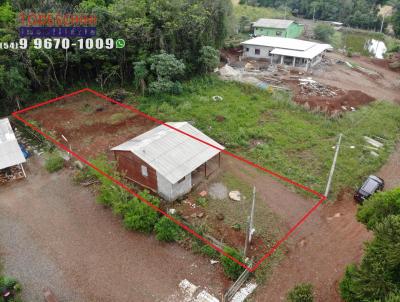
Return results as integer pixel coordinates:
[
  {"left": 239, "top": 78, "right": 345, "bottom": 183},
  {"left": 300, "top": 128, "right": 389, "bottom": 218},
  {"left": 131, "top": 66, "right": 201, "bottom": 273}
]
[
  {"left": 241, "top": 36, "right": 332, "bottom": 59},
  {"left": 252, "top": 18, "right": 295, "bottom": 29},
  {"left": 270, "top": 43, "right": 333, "bottom": 59},
  {"left": 111, "top": 122, "right": 224, "bottom": 184},
  {"left": 0, "top": 118, "right": 26, "bottom": 170},
  {"left": 241, "top": 36, "right": 315, "bottom": 51}
]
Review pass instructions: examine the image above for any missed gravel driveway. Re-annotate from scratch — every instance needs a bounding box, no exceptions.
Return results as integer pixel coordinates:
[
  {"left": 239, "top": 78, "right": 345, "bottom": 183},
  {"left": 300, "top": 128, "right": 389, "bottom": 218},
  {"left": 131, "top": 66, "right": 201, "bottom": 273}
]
[{"left": 0, "top": 157, "right": 224, "bottom": 302}]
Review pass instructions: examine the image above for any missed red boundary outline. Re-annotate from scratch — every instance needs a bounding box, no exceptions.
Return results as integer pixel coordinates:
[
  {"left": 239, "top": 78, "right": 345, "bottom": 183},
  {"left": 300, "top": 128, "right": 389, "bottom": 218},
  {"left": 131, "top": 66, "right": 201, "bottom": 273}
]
[{"left": 12, "top": 88, "right": 327, "bottom": 272}]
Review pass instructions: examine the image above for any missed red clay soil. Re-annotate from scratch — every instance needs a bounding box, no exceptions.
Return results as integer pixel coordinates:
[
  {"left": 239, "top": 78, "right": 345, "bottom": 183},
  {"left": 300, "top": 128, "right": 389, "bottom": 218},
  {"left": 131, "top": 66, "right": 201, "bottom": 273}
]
[
  {"left": 253, "top": 189, "right": 372, "bottom": 302},
  {"left": 22, "top": 92, "right": 156, "bottom": 159},
  {"left": 286, "top": 80, "right": 376, "bottom": 114}
]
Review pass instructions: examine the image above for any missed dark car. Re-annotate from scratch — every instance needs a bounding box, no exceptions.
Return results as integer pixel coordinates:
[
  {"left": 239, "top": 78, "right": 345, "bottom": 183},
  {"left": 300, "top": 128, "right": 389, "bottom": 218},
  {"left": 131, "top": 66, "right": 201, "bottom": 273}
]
[{"left": 354, "top": 175, "right": 384, "bottom": 203}]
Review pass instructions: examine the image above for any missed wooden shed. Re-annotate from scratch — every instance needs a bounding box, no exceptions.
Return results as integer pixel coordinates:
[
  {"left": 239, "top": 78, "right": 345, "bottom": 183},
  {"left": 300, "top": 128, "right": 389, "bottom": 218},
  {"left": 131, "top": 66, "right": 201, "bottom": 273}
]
[{"left": 111, "top": 122, "right": 224, "bottom": 201}]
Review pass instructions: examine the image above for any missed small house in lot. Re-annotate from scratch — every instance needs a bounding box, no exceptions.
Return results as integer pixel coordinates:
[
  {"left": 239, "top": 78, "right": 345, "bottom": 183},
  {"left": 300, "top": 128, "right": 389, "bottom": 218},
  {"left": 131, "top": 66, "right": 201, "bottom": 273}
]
[
  {"left": 252, "top": 18, "right": 304, "bottom": 38},
  {"left": 241, "top": 36, "right": 332, "bottom": 71},
  {"left": 111, "top": 122, "right": 224, "bottom": 201},
  {"left": 0, "top": 118, "right": 26, "bottom": 180}
]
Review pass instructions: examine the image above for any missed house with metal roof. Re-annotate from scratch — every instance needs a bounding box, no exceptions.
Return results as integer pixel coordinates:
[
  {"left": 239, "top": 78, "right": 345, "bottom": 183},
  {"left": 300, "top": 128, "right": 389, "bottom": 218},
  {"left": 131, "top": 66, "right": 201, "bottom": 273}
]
[
  {"left": 0, "top": 118, "right": 26, "bottom": 178},
  {"left": 111, "top": 122, "right": 224, "bottom": 201},
  {"left": 252, "top": 18, "right": 304, "bottom": 38},
  {"left": 241, "top": 36, "right": 332, "bottom": 71}
]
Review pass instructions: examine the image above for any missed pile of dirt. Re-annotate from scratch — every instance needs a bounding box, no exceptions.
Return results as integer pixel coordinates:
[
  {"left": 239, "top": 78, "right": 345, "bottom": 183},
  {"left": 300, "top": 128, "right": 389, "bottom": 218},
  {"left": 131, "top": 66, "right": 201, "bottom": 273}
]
[
  {"left": 284, "top": 78, "right": 376, "bottom": 115},
  {"left": 296, "top": 90, "right": 375, "bottom": 115}
]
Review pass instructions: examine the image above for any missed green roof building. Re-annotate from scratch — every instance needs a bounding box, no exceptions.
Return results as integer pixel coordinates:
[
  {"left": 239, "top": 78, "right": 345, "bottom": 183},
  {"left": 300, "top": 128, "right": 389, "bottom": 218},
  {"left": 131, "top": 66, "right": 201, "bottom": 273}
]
[{"left": 252, "top": 18, "right": 304, "bottom": 38}]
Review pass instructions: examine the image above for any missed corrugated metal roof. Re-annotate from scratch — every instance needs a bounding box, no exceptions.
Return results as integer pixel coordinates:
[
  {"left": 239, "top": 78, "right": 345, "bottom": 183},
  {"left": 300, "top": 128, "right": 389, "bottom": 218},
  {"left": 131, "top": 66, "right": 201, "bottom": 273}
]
[
  {"left": 253, "top": 18, "right": 294, "bottom": 29},
  {"left": 112, "top": 122, "right": 224, "bottom": 184},
  {"left": 0, "top": 118, "right": 26, "bottom": 170},
  {"left": 241, "top": 36, "right": 316, "bottom": 51},
  {"left": 270, "top": 43, "right": 333, "bottom": 59}
]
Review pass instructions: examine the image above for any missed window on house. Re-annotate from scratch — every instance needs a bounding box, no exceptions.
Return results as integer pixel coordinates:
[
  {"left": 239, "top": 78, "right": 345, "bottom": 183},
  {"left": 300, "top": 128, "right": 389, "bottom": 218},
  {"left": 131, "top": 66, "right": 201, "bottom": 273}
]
[
  {"left": 177, "top": 176, "right": 186, "bottom": 184},
  {"left": 276, "top": 31, "right": 282, "bottom": 36},
  {"left": 255, "top": 48, "right": 260, "bottom": 55},
  {"left": 246, "top": 47, "right": 249, "bottom": 52},
  {"left": 141, "top": 165, "right": 148, "bottom": 177}
]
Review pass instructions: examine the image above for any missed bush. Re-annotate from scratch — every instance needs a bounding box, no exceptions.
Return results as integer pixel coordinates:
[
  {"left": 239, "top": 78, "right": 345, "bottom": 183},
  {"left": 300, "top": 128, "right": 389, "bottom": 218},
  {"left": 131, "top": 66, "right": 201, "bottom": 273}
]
[
  {"left": 220, "top": 246, "right": 244, "bottom": 280},
  {"left": 199, "top": 244, "right": 219, "bottom": 259},
  {"left": 287, "top": 283, "right": 314, "bottom": 302},
  {"left": 314, "top": 23, "right": 335, "bottom": 42},
  {"left": 340, "top": 215, "right": 400, "bottom": 302},
  {"left": 199, "top": 46, "right": 220, "bottom": 73},
  {"left": 122, "top": 191, "right": 160, "bottom": 233},
  {"left": 357, "top": 188, "right": 400, "bottom": 230},
  {"left": 0, "top": 275, "right": 22, "bottom": 301},
  {"left": 44, "top": 152, "right": 64, "bottom": 173},
  {"left": 154, "top": 216, "right": 183, "bottom": 242}
]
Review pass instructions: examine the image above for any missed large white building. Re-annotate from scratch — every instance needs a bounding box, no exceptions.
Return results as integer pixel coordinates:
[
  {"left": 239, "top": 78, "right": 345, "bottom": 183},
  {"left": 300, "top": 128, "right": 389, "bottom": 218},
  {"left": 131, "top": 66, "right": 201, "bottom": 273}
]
[{"left": 241, "top": 36, "right": 332, "bottom": 71}]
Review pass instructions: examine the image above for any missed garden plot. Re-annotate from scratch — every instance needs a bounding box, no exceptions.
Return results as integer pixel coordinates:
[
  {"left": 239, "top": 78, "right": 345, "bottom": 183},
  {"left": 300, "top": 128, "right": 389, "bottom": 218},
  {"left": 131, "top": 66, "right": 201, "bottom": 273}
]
[{"left": 22, "top": 91, "right": 156, "bottom": 159}]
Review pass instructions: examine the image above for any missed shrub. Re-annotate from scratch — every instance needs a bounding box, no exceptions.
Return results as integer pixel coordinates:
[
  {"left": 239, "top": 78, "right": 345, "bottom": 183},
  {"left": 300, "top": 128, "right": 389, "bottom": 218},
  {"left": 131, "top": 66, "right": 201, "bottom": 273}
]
[
  {"left": 199, "top": 244, "right": 219, "bottom": 259},
  {"left": 196, "top": 197, "right": 208, "bottom": 207},
  {"left": 44, "top": 152, "right": 64, "bottom": 173},
  {"left": 220, "top": 246, "right": 244, "bottom": 280},
  {"left": 340, "top": 215, "right": 400, "bottom": 302},
  {"left": 154, "top": 216, "right": 183, "bottom": 242},
  {"left": 357, "top": 188, "right": 400, "bottom": 230},
  {"left": 314, "top": 23, "right": 335, "bottom": 42},
  {"left": 199, "top": 46, "right": 220, "bottom": 73},
  {"left": 122, "top": 191, "right": 160, "bottom": 233},
  {"left": 287, "top": 283, "right": 314, "bottom": 302}
]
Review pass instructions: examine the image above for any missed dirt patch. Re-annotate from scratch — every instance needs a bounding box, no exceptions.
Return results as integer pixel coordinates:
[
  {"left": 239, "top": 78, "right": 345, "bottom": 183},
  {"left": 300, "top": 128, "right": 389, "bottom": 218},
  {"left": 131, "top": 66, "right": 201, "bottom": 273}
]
[
  {"left": 0, "top": 157, "right": 226, "bottom": 301},
  {"left": 208, "top": 182, "right": 228, "bottom": 200},
  {"left": 22, "top": 92, "right": 156, "bottom": 159},
  {"left": 285, "top": 79, "right": 375, "bottom": 114}
]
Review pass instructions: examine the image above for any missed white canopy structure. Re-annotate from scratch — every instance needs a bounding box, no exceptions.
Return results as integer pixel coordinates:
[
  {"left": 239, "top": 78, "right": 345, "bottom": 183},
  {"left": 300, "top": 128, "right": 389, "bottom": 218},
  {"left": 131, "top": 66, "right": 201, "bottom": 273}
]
[{"left": 0, "top": 118, "right": 26, "bottom": 175}]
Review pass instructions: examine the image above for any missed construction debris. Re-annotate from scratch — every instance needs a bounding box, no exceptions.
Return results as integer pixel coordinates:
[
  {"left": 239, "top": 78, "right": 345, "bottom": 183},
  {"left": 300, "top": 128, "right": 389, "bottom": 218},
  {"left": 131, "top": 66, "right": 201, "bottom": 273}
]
[
  {"left": 0, "top": 166, "right": 25, "bottom": 184},
  {"left": 364, "top": 136, "right": 384, "bottom": 148},
  {"left": 229, "top": 191, "right": 241, "bottom": 202},
  {"left": 298, "top": 78, "right": 341, "bottom": 97}
]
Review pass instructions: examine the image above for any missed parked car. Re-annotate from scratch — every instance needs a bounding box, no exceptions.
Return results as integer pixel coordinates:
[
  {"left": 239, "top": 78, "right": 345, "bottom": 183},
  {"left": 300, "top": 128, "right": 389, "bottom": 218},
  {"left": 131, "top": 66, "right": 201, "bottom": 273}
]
[{"left": 354, "top": 175, "right": 384, "bottom": 203}]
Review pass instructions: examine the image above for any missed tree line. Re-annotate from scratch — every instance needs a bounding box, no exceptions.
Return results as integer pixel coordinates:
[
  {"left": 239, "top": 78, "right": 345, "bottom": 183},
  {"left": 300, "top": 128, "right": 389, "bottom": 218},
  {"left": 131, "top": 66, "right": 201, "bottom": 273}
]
[
  {"left": 240, "top": 0, "right": 400, "bottom": 36},
  {"left": 0, "top": 0, "right": 233, "bottom": 116}
]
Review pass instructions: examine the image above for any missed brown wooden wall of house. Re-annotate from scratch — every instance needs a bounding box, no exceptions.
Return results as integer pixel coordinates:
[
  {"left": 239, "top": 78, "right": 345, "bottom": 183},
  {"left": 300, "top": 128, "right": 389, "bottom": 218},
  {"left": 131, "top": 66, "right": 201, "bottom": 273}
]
[{"left": 113, "top": 150, "right": 158, "bottom": 191}]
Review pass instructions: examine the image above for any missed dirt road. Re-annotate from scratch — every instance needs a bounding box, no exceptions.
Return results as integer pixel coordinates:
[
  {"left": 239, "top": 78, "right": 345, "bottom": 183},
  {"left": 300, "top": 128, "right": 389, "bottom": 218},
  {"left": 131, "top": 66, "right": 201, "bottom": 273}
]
[
  {"left": 315, "top": 52, "right": 400, "bottom": 104},
  {"left": 252, "top": 142, "right": 400, "bottom": 301},
  {"left": 0, "top": 157, "right": 224, "bottom": 302}
]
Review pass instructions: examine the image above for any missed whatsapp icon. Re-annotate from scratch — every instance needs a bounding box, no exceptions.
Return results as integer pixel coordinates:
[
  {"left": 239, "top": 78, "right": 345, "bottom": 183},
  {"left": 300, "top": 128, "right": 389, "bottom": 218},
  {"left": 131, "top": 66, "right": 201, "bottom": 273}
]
[{"left": 116, "top": 39, "right": 126, "bottom": 49}]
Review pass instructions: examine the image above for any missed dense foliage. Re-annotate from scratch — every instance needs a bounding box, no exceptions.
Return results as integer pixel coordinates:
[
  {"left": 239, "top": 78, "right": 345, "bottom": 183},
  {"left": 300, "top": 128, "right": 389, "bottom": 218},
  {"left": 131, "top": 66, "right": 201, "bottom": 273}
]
[
  {"left": 240, "top": 0, "right": 389, "bottom": 32},
  {"left": 286, "top": 283, "right": 314, "bottom": 302},
  {"left": 0, "top": 0, "right": 233, "bottom": 116},
  {"left": 340, "top": 188, "right": 400, "bottom": 302},
  {"left": 313, "top": 23, "right": 335, "bottom": 42},
  {"left": 0, "top": 275, "right": 22, "bottom": 302},
  {"left": 154, "top": 216, "right": 183, "bottom": 242}
]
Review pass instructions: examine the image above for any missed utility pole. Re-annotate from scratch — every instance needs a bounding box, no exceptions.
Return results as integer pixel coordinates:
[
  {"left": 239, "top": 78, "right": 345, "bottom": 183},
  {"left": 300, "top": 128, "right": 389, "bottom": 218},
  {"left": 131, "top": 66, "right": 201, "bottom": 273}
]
[
  {"left": 324, "top": 134, "right": 343, "bottom": 198},
  {"left": 380, "top": 14, "right": 385, "bottom": 33},
  {"left": 313, "top": 6, "right": 316, "bottom": 22},
  {"left": 244, "top": 186, "right": 256, "bottom": 258}
]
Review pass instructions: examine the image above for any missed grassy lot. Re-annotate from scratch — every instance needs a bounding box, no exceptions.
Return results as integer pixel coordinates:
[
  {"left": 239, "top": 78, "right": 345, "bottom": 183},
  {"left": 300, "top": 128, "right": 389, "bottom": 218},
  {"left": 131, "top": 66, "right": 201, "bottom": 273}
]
[
  {"left": 135, "top": 76, "right": 400, "bottom": 199},
  {"left": 233, "top": 4, "right": 288, "bottom": 21},
  {"left": 330, "top": 28, "right": 400, "bottom": 55}
]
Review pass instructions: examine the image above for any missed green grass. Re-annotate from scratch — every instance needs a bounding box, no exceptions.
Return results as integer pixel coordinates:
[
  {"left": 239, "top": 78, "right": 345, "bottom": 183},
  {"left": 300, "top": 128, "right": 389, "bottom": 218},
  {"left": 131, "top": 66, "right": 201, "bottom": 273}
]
[
  {"left": 330, "top": 28, "right": 400, "bottom": 56},
  {"left": 135, "top": 76, "right": 400, "bottom": 199},
  {"left": 44, "top": 152, "right": 64, "bottom": 173},
  {"left": 234, "top": 4, "right": 288, "bottom": 21}
]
